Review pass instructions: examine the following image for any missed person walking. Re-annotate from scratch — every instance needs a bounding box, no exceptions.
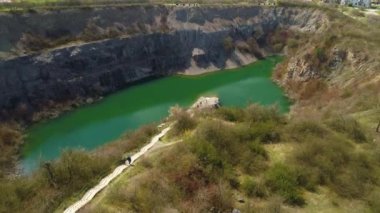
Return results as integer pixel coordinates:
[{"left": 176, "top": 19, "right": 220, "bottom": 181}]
[{"left": 126, "top": 156, "right": 132, "bottom": 165}]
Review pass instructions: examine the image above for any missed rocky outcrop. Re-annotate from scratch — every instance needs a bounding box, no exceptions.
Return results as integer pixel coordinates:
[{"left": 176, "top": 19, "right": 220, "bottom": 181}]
[
  {"left": 286, "top": 57, "right": 320, "bottom": 82},
  {"left": 0, "top": 6, "right": 327, "bottom": 120},
  {"left": 190, "top": 96, "right": 220, "bottom": 110}
]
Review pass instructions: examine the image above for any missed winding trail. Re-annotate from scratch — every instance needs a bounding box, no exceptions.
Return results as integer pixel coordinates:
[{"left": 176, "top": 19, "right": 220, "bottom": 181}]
[{"left": 63, "top": 126, "right": 171, "bottom": 213}]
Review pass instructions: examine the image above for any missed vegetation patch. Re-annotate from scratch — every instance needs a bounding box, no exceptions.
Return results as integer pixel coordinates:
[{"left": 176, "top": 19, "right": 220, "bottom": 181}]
[
  {"left": 0, "top": 124, "right": 158, "bottom": 212},
  {"left": 83, "top": 105, "right": 380, "bottom": 212}
]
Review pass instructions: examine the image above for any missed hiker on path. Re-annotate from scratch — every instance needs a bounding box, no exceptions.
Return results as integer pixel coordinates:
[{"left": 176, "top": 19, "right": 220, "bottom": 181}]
[{"left": 126, "top": 156, "right": 132, "bottom": 165}]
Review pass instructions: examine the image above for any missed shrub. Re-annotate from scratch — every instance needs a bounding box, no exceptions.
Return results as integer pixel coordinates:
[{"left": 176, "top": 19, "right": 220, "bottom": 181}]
[
  {"left": 41, "top": 149, "right": 110, "bottom": 192},
  {"left": 241, "top": 177, "right": 267, "bottom": 197},
  {"left": 287, "top": 120, "right": 328, "bottom": 142},
  {"left": 273, "top": 43, "right": 285, "bottom": 52},
  {"left": 265, "top": 164, "right": 304, "bottom": 206},
  {"left": 350, "top": 9, "right": 365, "bottom": 17},
  {"left": 18, "top": 33, "right": 52, "bottom": 52},
  {"left": 244, "top": 104, "right": 283, "bottom": 125},
  {"left": 223, "top": 36, "right": 235, "bottom": 52},
  {"left": 169, "top": 107, "right": 196, "bottom": 137},
  {"left": 299, "top": 79, "right": 328, "bottom": 100},
  {"left": 80, "top": 20, "right": 106, "bottom": 41},
  {"left": 0, "top": 125, "right": 22, "bottom": 147},
  {"left": 0, "top": 124, "right": 23, "bottom": 172},
  {"left": 263, "top": 196, "right": 284, "bottom": 213},
  {"left": 203, "top": 184, "right": 234, "bottom": 212},
  {"left": 194, "top": 120, "right": 236, "bottom": 152},
  {"left": 189, "top": 137, "right": 226, "bottom": 177},
  {"left": 315, "top": 47, "right": 327, "bottom": 63},
  {"left": 240, "top": 148, "right": 268, "bottom": 174},
  {"left": 228, "top": 176, "right": 240, "bottom": 189},
  {"left": 368, "top": 190, "right": 380, "bottom": 213},
  {"left": 246, "top": 37, "right": 264, "bottom": 59},
  {"left": 250, "top": 121, "right": 281, "bottom": 143},
  {"left": 249, "top": 140, "right": 268, "bottom": 159},
  {"left": 292, "top": 136, "right": 351, "bottom": 184},
  {"left": 291, "top": 128, "right": 376, "bottom": 198},
  {"left": 214, "top": 107, "right": 245, "bottom": 122},
  {"left": 123, "top": 171, "right": 178, "bottom": 212},
  {"left": 326, "top": 116, "right": 367, "bottom": 143},
  {"left": 287, "top": 38, "right": 299, "bottom": 49}
]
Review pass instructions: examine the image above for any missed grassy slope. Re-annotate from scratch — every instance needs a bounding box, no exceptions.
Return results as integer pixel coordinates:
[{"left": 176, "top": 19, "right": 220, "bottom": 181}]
[
  {"left": 273, "top": 3, "right": 380, "bottom": 124},
  {"left": 82, "top": 105, "right": 380, "bottom": 212}
]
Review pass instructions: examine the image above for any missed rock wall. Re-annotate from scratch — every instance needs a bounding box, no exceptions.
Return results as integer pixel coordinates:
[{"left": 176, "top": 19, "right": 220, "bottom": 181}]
[{"left": 0, "top": 6, "right": 327, "bottom": 119}]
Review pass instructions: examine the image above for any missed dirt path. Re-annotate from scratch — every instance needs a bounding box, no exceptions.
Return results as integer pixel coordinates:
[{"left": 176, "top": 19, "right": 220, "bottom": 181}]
[{"left": 63, "top": 126, "right": 171, "bottom": 213}]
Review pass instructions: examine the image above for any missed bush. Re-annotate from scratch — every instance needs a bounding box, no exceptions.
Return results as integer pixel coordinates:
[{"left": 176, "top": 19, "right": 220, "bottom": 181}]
[
  {"left": 368, "top": 190, "right": 380, "bottom": 213},
  {"left": 291, "top": 128, "right": 376, "bottom": 198},
  {"left": 246, "top": 37, "right": 264, "bottom": 59},
  {"left": 189, "top": 137, "right": 227, "bottom": 177},
  {"left": 42, "top": 150, "right": 111, "bottom": 192},
  {"left": 265, "top": 164, "right": 305, "bottom": 206},
  {"left": 169, "top": 106, "right": 196, "bottom": 137},
  {"left": 350, "top": 9, "right": 365, "bottom": 17},
  {"left": 250, "top": 121, "right": 281, "bottom": 143},
  {"left": 326, "top": 116, "right": 367, "bottom": 143},
  {"left": 223, "top": 36, "right": 235, "bottom": 52},
  {"left": 241, "top": 177, "right": 267, "bottom": 198},
  {"left": 202, "top": 184, "right": 234, "bottom": 212},
  {"left": 315, "top": 48, "right": 327, "bottom": 63},
  {"left": 18, "top": 33, "right": 52, "bottom": 52},
  {"left": 121, "top": 171, "right": 178, "bottom": 212},
  {"left": 0, "top": 125, "right": 22, "bottom": 147},
  {"left": 249, "top": 140, "right": 268, "bottom": 159},
  {"left": 287, "top": 38, "right": 299, "bottom": 49},
  {"left": 0, "top": 124, "right": 23, "bottom": 173},
  {"left": 244, "top": 104, "right": 283, "bottom": 125},
  {"left": 292, "top": 135, "right": 351, "bottom": 184},
  {"left": 194, "top": 120, "right": 236, "bottom": 153},
  {"left": 214, "top": 107, "right": 245, "bottom": 122},
  {"left": 240, "top": 145, "right": 268, "bottom": 174},
  {"left": 287, "top": 120, "right": 328, "bottom": 142}
]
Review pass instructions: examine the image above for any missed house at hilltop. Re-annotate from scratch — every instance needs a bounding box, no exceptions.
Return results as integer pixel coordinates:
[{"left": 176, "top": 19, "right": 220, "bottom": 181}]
[{"left": 341, "top": 0, "right": 371, "bottom": 7}]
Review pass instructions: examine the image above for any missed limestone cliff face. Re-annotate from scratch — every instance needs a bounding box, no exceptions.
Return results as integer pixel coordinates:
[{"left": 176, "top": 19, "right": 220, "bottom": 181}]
[{"left": 0, "top": 6, "right": 327, "bottom": 119}]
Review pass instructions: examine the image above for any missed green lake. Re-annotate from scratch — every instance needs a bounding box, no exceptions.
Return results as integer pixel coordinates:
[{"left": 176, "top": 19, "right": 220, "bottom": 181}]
[{"left": 22, "top": 56, "right": 290, "bottom": 173}]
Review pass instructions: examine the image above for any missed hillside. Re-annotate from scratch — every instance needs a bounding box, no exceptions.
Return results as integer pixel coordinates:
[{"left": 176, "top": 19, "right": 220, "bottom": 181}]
[{"left": 81, "top": 105, "right": 380, "bottom": 212}]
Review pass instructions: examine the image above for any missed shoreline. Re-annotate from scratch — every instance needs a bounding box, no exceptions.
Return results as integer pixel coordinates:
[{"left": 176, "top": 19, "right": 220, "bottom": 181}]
[{"left": 15, "top": 55, "right": 287, "bottom": 175}]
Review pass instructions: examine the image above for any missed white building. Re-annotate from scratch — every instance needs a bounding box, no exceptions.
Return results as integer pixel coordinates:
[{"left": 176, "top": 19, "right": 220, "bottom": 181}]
[{"left": 341, "top": 0, "right": 371, "bottom": 7}]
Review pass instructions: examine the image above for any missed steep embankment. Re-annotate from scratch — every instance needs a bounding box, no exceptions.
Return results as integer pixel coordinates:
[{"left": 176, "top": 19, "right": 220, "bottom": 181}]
[
  {"left": 272, "top": 7, "right": 380, "bottom": 116},
  {"left": 0, "top": 6, "right": 326, "bottom": 121}
]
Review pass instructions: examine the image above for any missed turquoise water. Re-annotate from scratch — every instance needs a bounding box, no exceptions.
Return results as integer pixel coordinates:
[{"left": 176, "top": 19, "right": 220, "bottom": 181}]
[{"left": 22, "top": 56, "right": 290, "bottom": 173}]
